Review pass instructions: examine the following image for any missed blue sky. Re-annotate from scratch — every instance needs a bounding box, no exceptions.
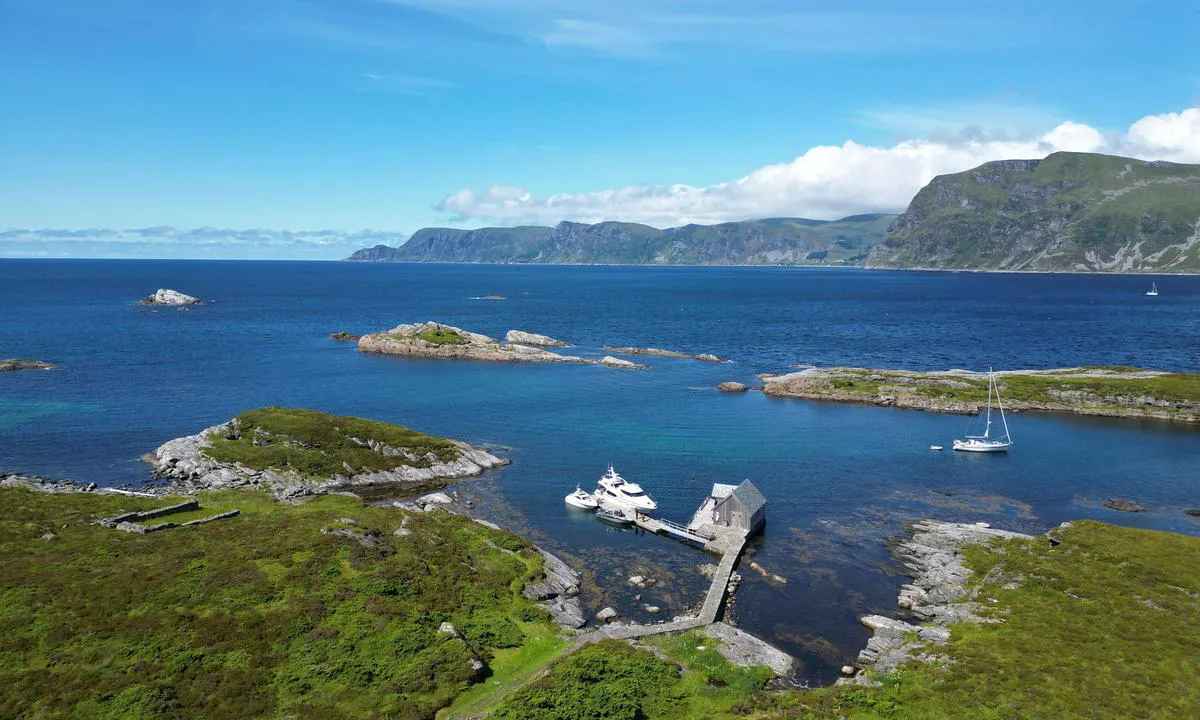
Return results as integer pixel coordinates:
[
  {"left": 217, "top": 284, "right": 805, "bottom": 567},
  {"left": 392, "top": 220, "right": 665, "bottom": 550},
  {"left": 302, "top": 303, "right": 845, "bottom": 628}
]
[{"left": 1, "top": 0, "right": 1198, "bottom": 258}]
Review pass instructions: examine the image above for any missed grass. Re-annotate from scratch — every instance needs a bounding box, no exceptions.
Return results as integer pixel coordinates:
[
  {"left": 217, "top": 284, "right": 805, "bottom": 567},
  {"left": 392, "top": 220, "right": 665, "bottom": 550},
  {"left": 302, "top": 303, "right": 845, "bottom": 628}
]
[
  {"left": 203, "top": 407, "right": 461, "bottom": 480},
  {"left": 412, "top": 328, "right": 469, "bottom": 346},
  {"left": 739, "top": 521, "right": 1200, "bottom": 719},
  {"left": 0, "top": 488, "right": 557, "bottom": 719},
  {"left": 486, "top": 632, "right": 775, "bottom": 720}
]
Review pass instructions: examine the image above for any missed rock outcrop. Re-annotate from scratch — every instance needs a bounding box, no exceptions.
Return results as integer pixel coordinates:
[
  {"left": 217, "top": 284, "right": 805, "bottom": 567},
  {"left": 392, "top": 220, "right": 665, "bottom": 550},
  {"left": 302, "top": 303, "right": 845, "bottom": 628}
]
[
  {"left": 604, "top": 346, "right": 727, "bottom": 363},
  {"left": 140, "top": 288, "right": 201, "bottom": 305},
  {"left": 0, "top": 359, "right": 55, "bottom": 372},
  {"left": 330, "top": 331, "right": 360, "bottom": 342},
  {"left": 717, "top": 381, "right": 749, "bottom": 393},
  {"left": 1104, "top": 498, "right": 1146, "bottom": 512},
  {"left": 147, "top": 419, "right": 508, "bottom": 500},
  {"left": 844, "top": 520, "right": 1033, "bottom": 681},
  {"left": 599, "top": 356, "right": 646, "bottom": 370},
  {"left": 359, "top": 322, "right": 593, "bottom": 365},
  {"left": 505, "top": 330, "right": 570, "bottom": 347},
  {"left": 700, "top": 622, "right": 795, "bottom": 677},
  {"left": 523, "top": 548, "right": 586, "bottom": 629},
  {"left": 761, "top": 365, "right": 1200, "bottom": 424}
]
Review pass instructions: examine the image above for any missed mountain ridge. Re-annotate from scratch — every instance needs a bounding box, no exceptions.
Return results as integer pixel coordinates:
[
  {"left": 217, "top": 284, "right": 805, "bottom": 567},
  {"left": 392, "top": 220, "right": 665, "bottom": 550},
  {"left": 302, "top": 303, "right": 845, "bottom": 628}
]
[
  {"left": 345, "top": 215, "right": 895, "bottom": 265},
  {"left": 866, "top": 152, "right": 1200, "bottom": 273}
]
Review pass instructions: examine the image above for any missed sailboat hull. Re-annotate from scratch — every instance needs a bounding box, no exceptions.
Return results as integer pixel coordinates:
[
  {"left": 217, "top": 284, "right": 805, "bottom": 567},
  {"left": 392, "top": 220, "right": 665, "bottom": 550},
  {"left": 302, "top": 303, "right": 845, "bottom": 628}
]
[{"left": 952, "top": 439, "right": 1011, "bottom": 453}]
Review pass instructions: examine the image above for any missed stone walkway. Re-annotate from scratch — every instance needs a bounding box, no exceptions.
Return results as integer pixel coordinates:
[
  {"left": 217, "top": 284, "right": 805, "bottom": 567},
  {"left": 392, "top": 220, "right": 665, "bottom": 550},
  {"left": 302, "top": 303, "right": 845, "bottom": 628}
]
[{"left": 575, "top": 530, "right": 747, "bottom": 645}]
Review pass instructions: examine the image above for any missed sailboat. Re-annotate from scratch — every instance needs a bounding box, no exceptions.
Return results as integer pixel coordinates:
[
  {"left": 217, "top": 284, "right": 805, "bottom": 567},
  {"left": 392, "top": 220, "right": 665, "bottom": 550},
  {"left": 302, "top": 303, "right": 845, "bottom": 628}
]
[
  {"left": 953, "top": 370, "right": 1013, "bottom": 453},
  {"left": 1146, "top": 282, "right": 1159, "bottom": 297}
]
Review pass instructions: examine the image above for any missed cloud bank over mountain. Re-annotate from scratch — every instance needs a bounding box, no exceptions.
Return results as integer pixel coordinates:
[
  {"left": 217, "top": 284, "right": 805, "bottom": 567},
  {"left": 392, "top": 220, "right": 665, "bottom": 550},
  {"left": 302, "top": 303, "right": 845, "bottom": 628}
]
[
  {"left": 437, "top": 107, "right": 1200, "bottom": 228},
  {"left": 0, "top": 228, "right": 409, "bottom": 260}
]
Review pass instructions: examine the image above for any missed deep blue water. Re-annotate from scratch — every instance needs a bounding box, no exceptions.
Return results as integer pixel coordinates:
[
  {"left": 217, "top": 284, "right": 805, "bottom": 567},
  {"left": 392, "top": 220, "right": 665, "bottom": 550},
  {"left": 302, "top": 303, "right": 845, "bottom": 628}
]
[{"left": 2, "top": 260, "right": 1199, "bottom": 683}]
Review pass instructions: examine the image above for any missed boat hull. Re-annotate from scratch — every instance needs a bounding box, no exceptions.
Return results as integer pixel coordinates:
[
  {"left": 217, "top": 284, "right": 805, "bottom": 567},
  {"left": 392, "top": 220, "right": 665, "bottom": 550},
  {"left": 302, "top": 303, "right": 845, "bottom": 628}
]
[
  {"left": 565, "top": 496, "right": 598, "bottom": 509},
  {"left": 953, "top": 440, "right": 1011, "bottom": 453}
]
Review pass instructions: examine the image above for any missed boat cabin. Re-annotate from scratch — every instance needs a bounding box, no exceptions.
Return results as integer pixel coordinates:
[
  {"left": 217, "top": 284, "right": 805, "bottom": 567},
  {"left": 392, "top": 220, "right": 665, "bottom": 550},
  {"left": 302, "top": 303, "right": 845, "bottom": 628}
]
[{"left": 699, "top": 480, "right": 766, "bottom": 534}]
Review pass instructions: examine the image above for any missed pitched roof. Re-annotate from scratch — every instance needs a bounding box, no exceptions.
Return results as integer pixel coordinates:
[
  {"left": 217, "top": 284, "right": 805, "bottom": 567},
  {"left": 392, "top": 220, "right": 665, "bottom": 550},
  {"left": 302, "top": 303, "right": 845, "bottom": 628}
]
[
  {"left": 730, "top": 480, "right": 766, "bottom": 514},
  {"left": 710, "top": 483, "right": 738, "bottom": 499}
]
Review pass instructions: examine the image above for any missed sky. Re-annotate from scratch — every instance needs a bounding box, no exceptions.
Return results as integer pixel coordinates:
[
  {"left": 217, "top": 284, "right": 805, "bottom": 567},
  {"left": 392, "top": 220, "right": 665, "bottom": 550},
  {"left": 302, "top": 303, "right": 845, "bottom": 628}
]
[{"left": 1, "top": 0, "right": 1198, "bottom": 259}]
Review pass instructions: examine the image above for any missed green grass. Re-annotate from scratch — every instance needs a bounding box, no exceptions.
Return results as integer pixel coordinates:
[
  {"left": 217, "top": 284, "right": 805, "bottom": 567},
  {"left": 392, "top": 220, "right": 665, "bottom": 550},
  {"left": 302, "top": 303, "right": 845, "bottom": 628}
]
[
  {"left": 412, "top": 328, "right": 469, "bottom": 345},
  {"left": 740, "top": 521, "right": 1200, "bottom": 719},
  {"left": 487, "top": 632, "right": 775, "bottom": 720},
  {"left": 0, "top": 488, "right": 557, "bottom": 719},
  {"left": 203, "top": 407, "right": 461, "bottom": 479}
]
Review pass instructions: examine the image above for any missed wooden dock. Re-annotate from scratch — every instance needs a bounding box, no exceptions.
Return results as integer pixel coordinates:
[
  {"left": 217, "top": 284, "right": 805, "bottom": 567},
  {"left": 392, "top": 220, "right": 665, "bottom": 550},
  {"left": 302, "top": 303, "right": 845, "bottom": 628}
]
[{"left": 630, "top": 513, "right": 716, "bottom": 548}]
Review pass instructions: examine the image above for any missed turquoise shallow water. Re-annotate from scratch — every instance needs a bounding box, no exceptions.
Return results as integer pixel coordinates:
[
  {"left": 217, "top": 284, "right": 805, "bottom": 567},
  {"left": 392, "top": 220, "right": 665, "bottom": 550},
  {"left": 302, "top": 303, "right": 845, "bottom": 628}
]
[{"left": 2, "top": 260, "right": 1199, "bottom": 682}]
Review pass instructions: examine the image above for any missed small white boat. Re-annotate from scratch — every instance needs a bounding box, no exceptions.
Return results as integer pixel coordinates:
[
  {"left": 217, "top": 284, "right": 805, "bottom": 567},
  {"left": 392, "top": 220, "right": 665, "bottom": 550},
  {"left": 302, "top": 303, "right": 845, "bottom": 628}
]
[
  {"left": 1146, "top": 282, "right": 1159, "bottom": 297},
  {"left": 595, "top": 465, "right": 657, "bottom": 512},
  {"left": 929, "top": 445, "right": 944, "bottom": 451},
  {"left": 595, "top": 507, "right": 633, "bottom": 525},
  {"left": 564, "top": 486, "right": 598, "bottom": 509},
  {"left": 953, "top": 370, "right": 1013, "bottom": 453}
]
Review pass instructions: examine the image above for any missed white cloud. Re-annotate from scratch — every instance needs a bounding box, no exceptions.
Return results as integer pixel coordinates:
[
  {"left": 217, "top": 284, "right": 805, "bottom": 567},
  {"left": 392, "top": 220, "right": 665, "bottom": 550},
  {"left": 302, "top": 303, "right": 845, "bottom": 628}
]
[{"left": 436, "top": 107, "right": 1200, "bottom": 227}]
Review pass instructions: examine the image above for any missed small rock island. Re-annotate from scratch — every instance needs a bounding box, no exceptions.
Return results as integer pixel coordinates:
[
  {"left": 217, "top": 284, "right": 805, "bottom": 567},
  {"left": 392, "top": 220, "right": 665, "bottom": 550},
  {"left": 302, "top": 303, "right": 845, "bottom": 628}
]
[
  {"left": 140, "top": 288, "right": 201, "bottom": 306},
  {"left": 358, "top": 321, "right": 644, "bottom": 368},
  {"left": 148, "top": 407, "right": 508, "bottom": 499},
  {"left": 761, "top": 365, "right": 1200, "bottom": 423},
  {"left": 0, "top": 359, "right": 55, "bottom": 372}
]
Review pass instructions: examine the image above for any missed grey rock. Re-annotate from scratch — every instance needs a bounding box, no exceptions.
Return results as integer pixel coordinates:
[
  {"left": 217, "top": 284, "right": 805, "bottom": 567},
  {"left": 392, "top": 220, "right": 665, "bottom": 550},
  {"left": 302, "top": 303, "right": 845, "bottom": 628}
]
[
  {"left": 505, "top": 330, "right": 570, "bottom": 347},
  {"left": 141, "top": 288, "right": 201, "bottom": 305},
  {"left": 0, "top": 359, "right": 55, "bottom": 372},
  {"left": 595, "top": 607, "right": 619, "bottom": 623},
  {"left": 438, "top": 621, "right": 460, "bottom": 638},
  {"left": 700, "top": 622, "right": 795, "bottom": 677},
  {"left": 717, "top": 381, "right": 749, "bottom": 393},
  {"left": 600, "top": 356, "right": 646, "bottom": 370}
]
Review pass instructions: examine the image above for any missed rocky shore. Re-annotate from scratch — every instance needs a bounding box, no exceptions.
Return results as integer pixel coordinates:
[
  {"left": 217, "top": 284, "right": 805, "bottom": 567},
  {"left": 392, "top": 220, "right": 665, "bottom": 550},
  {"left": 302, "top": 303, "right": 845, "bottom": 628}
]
[
  {"left": 841, "top": 520, "right": 1033, "bottom": 684},
  {"left": 358, "top": 322, "right": 643, "bottom": 368},
  {"left": 0, "top": 359, "right": 55, "bottom": 372},
  {"left": 147, "top": 413, "right": 509, "bottom": 500},
  {"left": 140, "top": 288, "right": 201, "bottom": 306},
  {"left": 761, "top": 366, "right": 1200, "bottom": 424},
  {"left": 603, "top": 346, "right": 727, "bottom": 363}
]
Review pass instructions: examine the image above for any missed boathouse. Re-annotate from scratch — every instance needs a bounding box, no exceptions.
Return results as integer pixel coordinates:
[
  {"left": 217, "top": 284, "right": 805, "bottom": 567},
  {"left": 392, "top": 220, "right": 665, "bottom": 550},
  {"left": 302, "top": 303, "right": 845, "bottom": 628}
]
[{"left": 700, "top": 480, "right": 766, "bottom": 534}]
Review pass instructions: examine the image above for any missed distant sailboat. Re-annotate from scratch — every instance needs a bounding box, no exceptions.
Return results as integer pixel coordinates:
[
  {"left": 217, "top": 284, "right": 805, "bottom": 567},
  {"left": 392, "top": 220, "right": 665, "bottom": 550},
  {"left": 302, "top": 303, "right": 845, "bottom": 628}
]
[
  {"left": 953, "top": 370, "right": 1013, "bottom": 453},
  {"left": 1146, "top": 282, "right": 1159, "bottom": 297}
]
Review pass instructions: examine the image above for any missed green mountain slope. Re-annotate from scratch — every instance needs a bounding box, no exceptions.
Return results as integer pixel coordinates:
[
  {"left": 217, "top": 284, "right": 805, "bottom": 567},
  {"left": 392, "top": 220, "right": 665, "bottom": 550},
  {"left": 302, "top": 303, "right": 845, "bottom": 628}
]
[
  {"left": 867, "top": 152, "right": 1200, "bottom": 272},
  {"left": 345, "top": 215, "right": 894, "bottom": 265}
]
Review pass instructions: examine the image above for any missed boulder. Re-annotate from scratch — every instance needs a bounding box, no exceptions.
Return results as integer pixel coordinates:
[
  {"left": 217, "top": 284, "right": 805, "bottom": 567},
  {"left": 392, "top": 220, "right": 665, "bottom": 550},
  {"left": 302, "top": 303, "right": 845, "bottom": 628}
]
[
  {"left": 330, "top": 331, "right": 360, "bottom": 342},
  {"left": 595, "top": 607, "right": 619, "bottom": 623},
  {"left": 505, "top": 330, "right": 570, "bottom": 347},
  {"left": 717, "top": 381, "right": 749, "bottom": 393},
  {"left": 141, "top": 288, "right": 201, "bottom": 306},
  {"left": 438, "top": 621, "right": 460, "bottom": 638}
]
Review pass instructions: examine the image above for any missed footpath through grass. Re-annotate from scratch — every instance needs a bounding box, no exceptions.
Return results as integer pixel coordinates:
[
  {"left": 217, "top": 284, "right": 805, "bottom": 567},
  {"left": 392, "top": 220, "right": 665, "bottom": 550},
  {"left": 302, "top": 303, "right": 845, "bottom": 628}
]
[
  {"left": 740, "top": 520, "right": 1200, "bottom": 719},
  {"left": 0, "top": 489, "right": 556, "bottom": 719}
]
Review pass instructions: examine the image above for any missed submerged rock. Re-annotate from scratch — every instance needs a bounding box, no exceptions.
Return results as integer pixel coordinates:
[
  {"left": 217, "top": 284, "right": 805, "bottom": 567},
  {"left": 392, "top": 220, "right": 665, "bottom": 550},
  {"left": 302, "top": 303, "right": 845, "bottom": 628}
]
[
  {"left": 140, "top": 288, "right": 201, "bottom": 306},
  {"left": 330, "top": 331, "right": 360, "bottom": 342},
  {"left": 1104, "top": 498, "right": 1146, "bottom": 513}
]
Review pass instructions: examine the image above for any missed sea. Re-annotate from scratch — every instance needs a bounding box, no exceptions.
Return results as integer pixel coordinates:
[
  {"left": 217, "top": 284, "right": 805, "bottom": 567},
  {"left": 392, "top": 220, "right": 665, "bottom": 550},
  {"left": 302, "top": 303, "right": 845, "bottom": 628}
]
[{"left": 2, "top": 260, "right": 1199, "bottom": 684}]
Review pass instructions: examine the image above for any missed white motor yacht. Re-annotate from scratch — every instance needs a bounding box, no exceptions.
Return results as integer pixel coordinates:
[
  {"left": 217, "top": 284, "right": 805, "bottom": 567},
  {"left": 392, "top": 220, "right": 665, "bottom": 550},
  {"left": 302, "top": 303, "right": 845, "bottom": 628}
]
[
  {"left": 595, "top": 465, "right": 657, "bottom": 512},
  {"left": 564, "top": 486, "right": 599, "bottom": 509}
]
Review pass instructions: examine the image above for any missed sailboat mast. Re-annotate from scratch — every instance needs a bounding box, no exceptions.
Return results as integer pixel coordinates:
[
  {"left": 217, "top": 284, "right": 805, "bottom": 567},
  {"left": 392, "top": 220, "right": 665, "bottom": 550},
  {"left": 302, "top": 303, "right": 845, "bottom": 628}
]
[
  {"left": 995, "top": 373, "right": 1012, "bottom": 442},
  {"left": 984, "top": 369, "right": 993, "bottom": 438}
]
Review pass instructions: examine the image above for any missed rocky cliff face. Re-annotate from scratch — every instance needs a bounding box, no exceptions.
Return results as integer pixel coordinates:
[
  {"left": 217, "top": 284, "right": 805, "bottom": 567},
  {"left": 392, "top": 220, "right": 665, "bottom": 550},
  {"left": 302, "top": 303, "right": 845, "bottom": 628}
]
[
  {"left": 867, "top": 152, "right": 1200, "bottom": 272},
  {"left": 346, "top": 215, "right": 894, "bottom": 265}
]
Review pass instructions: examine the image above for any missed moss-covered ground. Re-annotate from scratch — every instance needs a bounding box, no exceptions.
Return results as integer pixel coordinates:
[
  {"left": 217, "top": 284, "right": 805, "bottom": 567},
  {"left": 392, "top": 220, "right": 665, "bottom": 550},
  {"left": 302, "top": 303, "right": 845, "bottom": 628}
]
[
  {"left": 0, "top": 489, "right": 554, "bottom": 719},
  {"left": 203, "top": 407, "right": 461, "bottom": 479}
]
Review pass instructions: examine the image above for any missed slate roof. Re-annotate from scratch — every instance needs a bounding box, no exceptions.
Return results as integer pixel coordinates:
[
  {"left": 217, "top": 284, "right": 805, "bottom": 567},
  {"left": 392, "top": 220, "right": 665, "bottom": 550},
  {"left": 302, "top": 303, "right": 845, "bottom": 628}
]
[{"left": 730, "top": 480, "right": 766, "bottom": 515}]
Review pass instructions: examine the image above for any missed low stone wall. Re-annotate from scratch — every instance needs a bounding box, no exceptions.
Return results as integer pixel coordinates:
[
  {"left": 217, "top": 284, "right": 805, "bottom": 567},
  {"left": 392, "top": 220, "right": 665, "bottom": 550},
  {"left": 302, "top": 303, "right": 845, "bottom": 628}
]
[
  {"left": 101, "top": 502, "right": 240, "bottom": 534},
  {"left": 103, "top": 500, "right": 199, "bottom": 526}
]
